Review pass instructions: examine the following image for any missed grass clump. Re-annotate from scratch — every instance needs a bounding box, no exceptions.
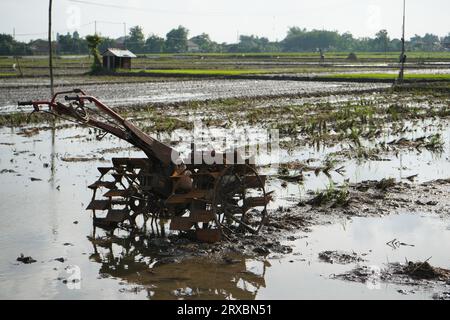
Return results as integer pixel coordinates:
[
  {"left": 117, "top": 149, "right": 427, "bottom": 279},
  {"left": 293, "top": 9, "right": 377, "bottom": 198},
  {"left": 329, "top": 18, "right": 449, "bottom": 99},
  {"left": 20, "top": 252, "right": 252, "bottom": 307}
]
[
  {"left": 142, "top": 115, "right": 193, "bottom": 133},
  {"left": 424, "top": 133, "right": 444, "bottom": 152},
  {"left": 307, "top": 182, "right": 350, "bottom": 207},
  {"left": 0, "top": 112, "right": 51, "bottom": 127}
]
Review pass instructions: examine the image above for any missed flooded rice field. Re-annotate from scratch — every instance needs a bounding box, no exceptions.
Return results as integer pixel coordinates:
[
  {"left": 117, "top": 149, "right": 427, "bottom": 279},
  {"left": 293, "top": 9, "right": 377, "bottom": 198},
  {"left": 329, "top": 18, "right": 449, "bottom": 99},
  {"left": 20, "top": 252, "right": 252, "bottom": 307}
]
[
  {"left": 0, "top": 81, "right": 449, "bottom": 300},
  {"left": 0, "top": 79, "right": 388, "bottom": 113}
]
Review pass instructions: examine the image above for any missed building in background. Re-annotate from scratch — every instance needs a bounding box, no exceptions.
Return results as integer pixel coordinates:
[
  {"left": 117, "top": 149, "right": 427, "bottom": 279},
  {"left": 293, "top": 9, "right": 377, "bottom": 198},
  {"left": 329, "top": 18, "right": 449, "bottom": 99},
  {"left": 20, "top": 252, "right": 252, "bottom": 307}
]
[{"left": 102, "top": 48, "right": 136, "bottom": 70}]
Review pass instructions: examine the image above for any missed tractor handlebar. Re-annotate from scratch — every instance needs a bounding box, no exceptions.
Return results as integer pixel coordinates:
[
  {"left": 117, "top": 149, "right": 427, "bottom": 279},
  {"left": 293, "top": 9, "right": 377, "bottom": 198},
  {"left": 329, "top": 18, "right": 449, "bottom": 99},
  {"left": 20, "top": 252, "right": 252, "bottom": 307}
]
[
  {"left": 17, "top": 89, "right": 87, "bottom": 109},
  {"left": 17, "top": 101, "right": 34, "bottom": 106},
  {"left": 64, "top": 95, "right": 81, "bottom": 102}
]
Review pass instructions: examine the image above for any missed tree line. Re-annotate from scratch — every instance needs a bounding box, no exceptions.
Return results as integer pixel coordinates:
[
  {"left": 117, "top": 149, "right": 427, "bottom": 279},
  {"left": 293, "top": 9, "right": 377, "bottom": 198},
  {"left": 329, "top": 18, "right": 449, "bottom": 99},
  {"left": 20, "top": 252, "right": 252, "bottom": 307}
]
[{"left": 1, "top": 25, "right": 449, "bottom": 56}]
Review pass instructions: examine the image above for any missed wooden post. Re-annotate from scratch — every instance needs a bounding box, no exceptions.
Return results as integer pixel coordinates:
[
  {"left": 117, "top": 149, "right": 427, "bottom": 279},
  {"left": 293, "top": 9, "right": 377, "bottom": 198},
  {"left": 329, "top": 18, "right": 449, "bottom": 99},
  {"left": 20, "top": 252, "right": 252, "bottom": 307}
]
[
  {"left": 48, "top": 0, "right": 54, "bottom": 97},
  {"left": 397, "top": 0, "right": 406, "bottom": 85},
  {"left": 48, "top": 0, "right": 56, "bottom": 173}
]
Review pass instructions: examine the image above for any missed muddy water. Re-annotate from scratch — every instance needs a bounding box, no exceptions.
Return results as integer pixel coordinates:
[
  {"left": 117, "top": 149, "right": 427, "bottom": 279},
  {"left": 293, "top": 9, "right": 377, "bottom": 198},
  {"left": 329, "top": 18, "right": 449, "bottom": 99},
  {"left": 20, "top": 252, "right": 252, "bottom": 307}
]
[
  {"left": 0, "top": 80, "right": 388, "bottom": 113},
  {"left": 260, "top": 213, "right": 450, "bottom": 300},
  {"left": 0, "top": 118, "right": 449, "bottom": 299},
  {"left": 155, "top": 117, "right": 450, "bottom": 209},
  {"left": 272, "top": 119, "right": 450, "bottom": 208}
]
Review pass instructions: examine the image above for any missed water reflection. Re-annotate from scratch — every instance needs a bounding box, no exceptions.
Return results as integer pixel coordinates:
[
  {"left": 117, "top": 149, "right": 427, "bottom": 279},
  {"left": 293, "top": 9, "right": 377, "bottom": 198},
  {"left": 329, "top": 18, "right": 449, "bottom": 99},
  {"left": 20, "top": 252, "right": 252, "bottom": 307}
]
[{"left": 88, "top": 227, "right": 270, "bottom": 300}]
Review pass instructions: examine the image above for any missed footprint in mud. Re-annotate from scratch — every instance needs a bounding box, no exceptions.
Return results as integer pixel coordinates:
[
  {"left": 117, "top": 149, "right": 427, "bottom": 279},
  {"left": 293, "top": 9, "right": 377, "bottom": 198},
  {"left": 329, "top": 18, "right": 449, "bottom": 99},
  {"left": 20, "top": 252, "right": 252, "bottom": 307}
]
[{"left": 0, "top": 169, "right": 17, "bottom": 174}]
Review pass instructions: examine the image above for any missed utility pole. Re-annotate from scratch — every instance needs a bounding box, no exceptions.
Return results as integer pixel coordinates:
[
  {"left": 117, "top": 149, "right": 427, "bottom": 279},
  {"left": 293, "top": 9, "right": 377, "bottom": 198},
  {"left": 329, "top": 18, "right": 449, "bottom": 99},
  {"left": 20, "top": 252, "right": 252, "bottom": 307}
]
[
  {"left": 48, "top": 0, "right": 54, "bottom": 96},
  {"left": 95, "top": 20, "right": 97, "bottom": 35},
  {"left": 48, "top": 0, "right": 56, "bottom": 177},
  {"left": 397, "top": 0, "right": 406, "bottom": 85},
  {"left": 123, "top": 22, "right": 127, "bottom": 49}
]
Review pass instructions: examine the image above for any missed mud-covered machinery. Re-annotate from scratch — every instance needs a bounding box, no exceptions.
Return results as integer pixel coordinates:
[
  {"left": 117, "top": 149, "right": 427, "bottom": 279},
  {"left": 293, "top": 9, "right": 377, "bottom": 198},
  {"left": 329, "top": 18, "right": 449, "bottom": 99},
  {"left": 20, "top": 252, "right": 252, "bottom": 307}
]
[{"left": 18, "top": 89, "right": 270, "bottom": 242}]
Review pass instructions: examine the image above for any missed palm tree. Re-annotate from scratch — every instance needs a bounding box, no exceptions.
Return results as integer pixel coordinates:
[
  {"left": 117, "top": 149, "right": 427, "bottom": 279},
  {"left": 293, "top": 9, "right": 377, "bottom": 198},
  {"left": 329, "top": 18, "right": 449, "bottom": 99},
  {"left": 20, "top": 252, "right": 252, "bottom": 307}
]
[{"left": 86, "top": 34, "right": 103, "bottom": 73}]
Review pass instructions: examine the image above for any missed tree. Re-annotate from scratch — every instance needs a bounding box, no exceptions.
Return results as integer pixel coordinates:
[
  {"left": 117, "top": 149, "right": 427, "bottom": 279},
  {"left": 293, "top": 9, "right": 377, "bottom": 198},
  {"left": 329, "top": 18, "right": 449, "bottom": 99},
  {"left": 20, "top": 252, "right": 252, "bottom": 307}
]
[
  {"left": 56, "top": 31, "right": 87, "bottom": 54},
  {"left": 225, "top": 35, "right": 275, "bottom": 53},
  {"left": 98, "top": 37, "right": 116, "bottom": 53},
  {"left": 57, "top": 32, "right": 74, "bottom": 54},
  {"left": 72, "top": 31, "right": 87, "bottom": 54},
  {"left": 409, "top": 34, "right": 441, "bottom": 51},
  {"left": 282, "top": 28, "right": 340, "bottom": 52},
  {"left": 443, "top": 33, "right": 450, "bottom": 49},
  {"left": 422, "top": 33, "right": 441, "bottom": 51},
  {"left": 2, "top": 26, "right": 449, "bottom": 56},
  {"left": 165, "top": 26, "right": 189, "bottom": 53},
  {"left": 128, "top": 25, "right": 145, "bottom": 53},
  {"left": 86, "top": 34, "right": 103, "bottom": 72},
  {"left": 190, "top": 33, "right": 216, "bottom": 52},
  {"left": 373, "top": 29, "right": 390, "bottom": 52},
  {"left": 339, "top": 32, "right": 356, "bottom": 51},
  {"left": 239, "top": 35, "right": 269, "bottom": 52},
  {"left": 390, "top": 38, "right": 403, "bottom": 51},
  {"left": 0, "top": 34, "right": 15, "bottom": 55},
  {"left": 145, "top": 34, "right": 165, "bottom": 53}
]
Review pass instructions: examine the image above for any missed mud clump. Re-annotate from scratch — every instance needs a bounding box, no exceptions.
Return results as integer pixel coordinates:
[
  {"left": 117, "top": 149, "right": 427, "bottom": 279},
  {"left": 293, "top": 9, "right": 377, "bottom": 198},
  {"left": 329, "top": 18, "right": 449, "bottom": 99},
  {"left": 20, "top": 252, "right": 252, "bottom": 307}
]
[
  {"left": 290, "top": 178, "right": 450, "bottom": 221},
  {"left": 433, "top": 292, "right": 450, "bottom": 300},
  {"left": 334, "top": 260, "right": 450, "bottom": 288},
  {"left": 387, "top": 134, "right": 444, "bottom": 152},
  {"left": 333, "top": 265, "right": 381, "bottom": 284},
  {"left": 17, "top": 254, "right": 37, "bottom": 264},
  {"left": 266, "top": 212, "right": 311, "bottom": 231},
  {"left": 61, "top": 156, "right": 107, "bottom": 163},
  {"left": 353, "top": 178, "right": 396, "bottom": 192},
  {"left": 318, "top": 250, "right": 366, "bottom": 265},
  {"left": 346, "top": 52, "right": 358, "bottom": 61},
  {"left": 17, "top": 128, "right": 39, "bottom": 137},
  {"left": 392, "top": 261, "right": 450, "bottom": 280}
]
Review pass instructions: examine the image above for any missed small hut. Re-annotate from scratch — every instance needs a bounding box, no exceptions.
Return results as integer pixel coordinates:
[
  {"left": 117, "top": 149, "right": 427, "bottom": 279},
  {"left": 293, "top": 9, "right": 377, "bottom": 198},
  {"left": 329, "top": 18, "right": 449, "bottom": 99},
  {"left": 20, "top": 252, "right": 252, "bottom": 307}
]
[{"left": 102, "top": 48, "right": 136, "bottom": 70}]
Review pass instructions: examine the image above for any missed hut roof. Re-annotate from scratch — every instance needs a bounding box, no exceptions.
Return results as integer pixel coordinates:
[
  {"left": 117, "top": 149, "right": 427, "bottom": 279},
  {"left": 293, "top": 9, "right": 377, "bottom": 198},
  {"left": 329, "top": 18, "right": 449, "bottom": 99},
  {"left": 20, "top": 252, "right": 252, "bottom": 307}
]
[{"left": 101, "top": 48, "right": 137, "bottom": 58}]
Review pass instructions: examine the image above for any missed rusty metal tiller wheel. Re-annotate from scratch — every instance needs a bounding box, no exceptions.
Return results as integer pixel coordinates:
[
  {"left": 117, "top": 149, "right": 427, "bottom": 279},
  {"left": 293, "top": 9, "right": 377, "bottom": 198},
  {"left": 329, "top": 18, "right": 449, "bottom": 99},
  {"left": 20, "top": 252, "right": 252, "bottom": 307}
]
[
  {"left": 213, "top": 164, "right": 268, "bottom": 235},
  {"left": 87, "top": 158, "right": 164, "bottom": 229}
]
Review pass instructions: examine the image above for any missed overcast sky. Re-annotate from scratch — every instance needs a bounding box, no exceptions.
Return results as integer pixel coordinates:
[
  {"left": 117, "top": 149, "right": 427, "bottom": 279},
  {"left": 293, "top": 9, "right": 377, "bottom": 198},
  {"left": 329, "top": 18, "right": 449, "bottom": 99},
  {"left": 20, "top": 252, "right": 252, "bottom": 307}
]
[{"left": 1, "top": 0, "right": 449, "bottom": 42}]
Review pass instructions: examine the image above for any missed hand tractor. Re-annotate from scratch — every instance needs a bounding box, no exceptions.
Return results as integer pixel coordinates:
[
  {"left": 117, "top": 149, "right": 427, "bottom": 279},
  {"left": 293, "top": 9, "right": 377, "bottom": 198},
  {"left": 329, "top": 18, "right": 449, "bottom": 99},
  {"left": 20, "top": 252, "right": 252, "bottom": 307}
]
[{"left": 18, "top": 89, "right": 270, "bottom": 242}]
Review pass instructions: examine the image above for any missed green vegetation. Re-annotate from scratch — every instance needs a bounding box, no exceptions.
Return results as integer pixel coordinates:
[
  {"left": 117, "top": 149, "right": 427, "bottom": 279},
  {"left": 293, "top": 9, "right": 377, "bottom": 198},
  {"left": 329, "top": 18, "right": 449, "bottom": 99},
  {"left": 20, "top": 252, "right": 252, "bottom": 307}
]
[
  {"left": 142, "top": 115, "right": 193, "bottom": 133},
  {"left": 322, "top": 73, "right": 450, "bottom": 81},
  {"left": 0, "top": 72, "right": 16, "bottom": 77},
  {"left": 424, "top": 134, "right": 445, "bottom": 151},
  {"left": 165, "top": 26, "right": 189, "bottom": 53},
  {"left": 0, "top": 112, "right": 51, "bottom": 127},
  {"left": 1, "top": 25, "right": 449, "bottom": 55},
  {"left": 1, "top": 51, "right": 449, "bottom": 78},
  {"left": 85, "top": 34, "right": 103, "bottom": 73},
  {"left": 308, "top": 182, "right": 349, "bottom": 207},
  {"left": 137, "top": 51, "right": 450, "bottom": 60}
]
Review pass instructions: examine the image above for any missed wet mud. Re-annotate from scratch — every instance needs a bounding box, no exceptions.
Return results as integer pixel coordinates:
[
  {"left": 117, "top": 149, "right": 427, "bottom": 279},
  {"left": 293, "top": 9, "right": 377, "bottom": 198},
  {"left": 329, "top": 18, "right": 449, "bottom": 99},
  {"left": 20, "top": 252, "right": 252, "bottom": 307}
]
[{"left": 0, "top": 79, "right": 388, "bottom": 113}]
